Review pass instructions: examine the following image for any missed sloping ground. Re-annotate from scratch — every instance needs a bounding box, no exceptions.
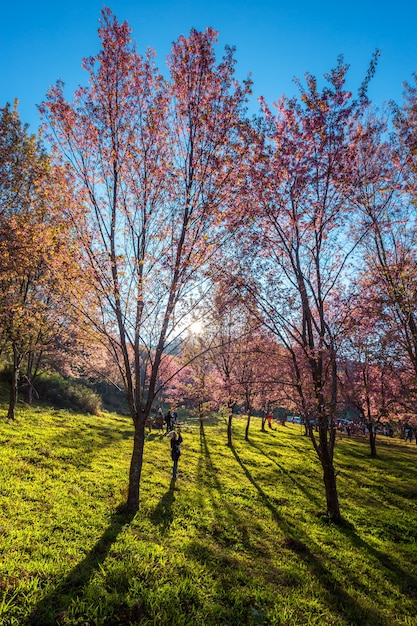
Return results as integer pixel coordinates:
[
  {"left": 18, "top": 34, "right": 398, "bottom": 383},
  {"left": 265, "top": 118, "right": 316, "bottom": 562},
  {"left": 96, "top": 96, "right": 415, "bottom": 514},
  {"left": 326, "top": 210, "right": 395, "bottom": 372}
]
[{"left": 0, "top": 404, "right": 416, "bottom": 625}]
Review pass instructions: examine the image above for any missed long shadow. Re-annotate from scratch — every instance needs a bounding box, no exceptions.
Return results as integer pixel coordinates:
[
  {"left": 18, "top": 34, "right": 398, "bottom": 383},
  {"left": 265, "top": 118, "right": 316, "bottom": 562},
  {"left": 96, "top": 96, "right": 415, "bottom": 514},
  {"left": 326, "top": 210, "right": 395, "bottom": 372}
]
[
  {"left": 150, "top": 479, "right": 177, "bottom": 527},
  {"left": 230, "top": 445, "right": 386, "bottom": 626},
  {"left": 28, "top": 505, "right": 135, "bottom": 625},
  {"left": 44, "top": 422, "right": 135, "bottom": 471},
  {"left": 338, "top": 522, "right": 417, "bottom": 596},
  {"left": 196, "top": 431, "right": 252, "bottom": 549},
  {"left": 198, "top": 429, "right": 224, "bottom": 493},
  {"left": 230, "top": 444, "right": 284, "bottom": 524},
  {"left": 246, "top": 438, "right": 322, "bottom": 506}
]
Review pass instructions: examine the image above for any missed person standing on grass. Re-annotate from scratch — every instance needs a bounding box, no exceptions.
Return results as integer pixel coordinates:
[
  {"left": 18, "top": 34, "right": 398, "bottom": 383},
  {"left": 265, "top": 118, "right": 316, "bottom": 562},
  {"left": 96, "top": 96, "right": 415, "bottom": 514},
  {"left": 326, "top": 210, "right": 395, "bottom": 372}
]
[
  {"left": 167, "top": 429, "right": 183, "bottom": 480},
  {"left": 165, "top": 410, "right": 173, "bottom": 432},
  {"left": 405, "top": 425, "right": 413, "bottom": 442},
  {"left": 155, "top": 410, "right": 164, "bottom": 431}
]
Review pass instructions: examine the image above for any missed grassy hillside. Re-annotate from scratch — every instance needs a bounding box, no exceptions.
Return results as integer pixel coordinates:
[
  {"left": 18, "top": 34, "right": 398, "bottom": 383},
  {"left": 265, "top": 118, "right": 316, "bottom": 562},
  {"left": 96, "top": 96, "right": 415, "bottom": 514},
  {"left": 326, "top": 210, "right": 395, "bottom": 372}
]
[{"left": 0, "top": 400, "right": 416, "bottom": 625}]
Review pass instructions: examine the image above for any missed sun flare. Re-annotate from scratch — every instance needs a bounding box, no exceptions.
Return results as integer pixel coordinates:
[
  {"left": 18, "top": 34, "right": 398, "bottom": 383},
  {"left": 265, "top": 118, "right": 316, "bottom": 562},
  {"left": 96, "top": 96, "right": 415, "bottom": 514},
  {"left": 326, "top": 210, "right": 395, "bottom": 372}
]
[{"left": 189, "top": 320, "right": 203, "bottom": 335}]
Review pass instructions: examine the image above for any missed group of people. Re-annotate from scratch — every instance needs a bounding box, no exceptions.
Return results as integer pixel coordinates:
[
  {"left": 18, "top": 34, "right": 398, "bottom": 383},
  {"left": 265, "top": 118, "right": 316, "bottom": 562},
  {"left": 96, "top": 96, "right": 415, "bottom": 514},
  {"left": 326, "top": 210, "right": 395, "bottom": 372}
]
[
  {"left": 146, "top": 407, "right": 178, "bottom": 433},
  {"left": 144, "top": 407, "right": 183, "bottom": 481}
]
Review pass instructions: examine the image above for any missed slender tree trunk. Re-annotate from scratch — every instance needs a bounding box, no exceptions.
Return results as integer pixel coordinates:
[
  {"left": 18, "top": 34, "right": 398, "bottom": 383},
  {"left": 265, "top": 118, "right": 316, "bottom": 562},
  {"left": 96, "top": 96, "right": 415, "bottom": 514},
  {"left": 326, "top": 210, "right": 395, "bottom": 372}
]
[
  {"left": 245, "top": 411, "right": 251, "bottom": 441},
  {"left": 226, "top": 399, "right": 236, "bottom": 447},
  {"left": 227, "top": 410, "right": 233, "bottom": 447},
  {"left": 7, "top": 369, "right": 19, "bottom": 420},
  {"left": 7, "top": 344, "right": 20, "bottom": 420},
  {"left": 23, "top": 351, "right": 35, "bottom": 404},
  {"left": 23, "top": 383, "right": 33, "bottom": 405},
  {"left": 199, "top": 402, "right": 204, "bottom": 435},
  {"left": 318, "top": 425, "right": 340, "bottom": 521},
  {"left": 127, "top": 417, "right": 146, "bottom": 512},
  {"left": 368, "top": 424, "right": 377, "bottom": 458}
]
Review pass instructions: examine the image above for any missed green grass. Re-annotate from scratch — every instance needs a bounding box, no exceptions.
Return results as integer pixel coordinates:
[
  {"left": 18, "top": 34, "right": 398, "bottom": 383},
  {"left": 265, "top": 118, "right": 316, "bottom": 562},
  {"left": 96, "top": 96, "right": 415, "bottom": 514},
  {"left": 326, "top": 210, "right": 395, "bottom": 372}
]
[{"left": 0, "top": 400, "right": 416, "bottom": 625}]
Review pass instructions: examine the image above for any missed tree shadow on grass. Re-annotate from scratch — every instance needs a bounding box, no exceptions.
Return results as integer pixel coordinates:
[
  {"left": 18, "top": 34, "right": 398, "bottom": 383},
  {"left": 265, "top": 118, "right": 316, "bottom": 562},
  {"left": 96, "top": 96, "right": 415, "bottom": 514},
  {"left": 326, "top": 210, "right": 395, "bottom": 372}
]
[
  {"left": 246, "top": 438, "right": 322, "bottom": 507},
  {"left": 230, "top": 444, "right": 285, "bottom": 525},
  {"left": 197, "top": 431, "right": 252, "bottom": 548},
  {"left": 28, "top": 505, "right": 135, "bottom": 626},
  {"left": 230, "top": 445, "right": 387, "bottom": 626},
  {"left": 338, "top": 522, "right": 417, "bottom": 601}
]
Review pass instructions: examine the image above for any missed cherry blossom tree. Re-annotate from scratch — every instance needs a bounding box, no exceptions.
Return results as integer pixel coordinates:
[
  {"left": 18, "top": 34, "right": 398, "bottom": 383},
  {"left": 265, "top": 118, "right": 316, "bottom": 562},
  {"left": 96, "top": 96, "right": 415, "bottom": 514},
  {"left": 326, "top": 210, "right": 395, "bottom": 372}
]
[
  {"left": 351, "top": 106, "right": 417, "bottom": 414},
  {"left": 40, "top": 9, "right": 251, "bottom": 511},
  {"left": 340, "top": 293, "right": 401, "bottom": 456},
  {"left": 233, "top": 57, "right": 379, "bottom": 521}
]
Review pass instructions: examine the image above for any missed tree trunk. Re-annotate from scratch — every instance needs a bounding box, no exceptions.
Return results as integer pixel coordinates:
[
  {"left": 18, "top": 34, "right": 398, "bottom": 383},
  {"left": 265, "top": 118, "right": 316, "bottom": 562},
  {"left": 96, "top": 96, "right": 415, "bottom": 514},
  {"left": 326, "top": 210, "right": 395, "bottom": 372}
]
[
  {"left": 227, "top": 410, "right": 233, "bottom": 447},
  {"left": 245, "top": 411, "right": 251, "bottom": 441},
  {"left": 7, "top": 345, "right": 20, "bottom": 420},
  {"left": 318, "top": 426, "right": 340, "bottom": 521},
  {"left": 227, "top": 399, "right": 236, "bottom": 447},
  {"left": 23, "top": 383, "right": 33, "bottom": 405},
  {"left": 368, "top": 424, "right": 377, "bottom": 458},
  {"left": 199, "top": 402, "right": 204, "bottom": 436},
  {"left": 23, "top": 350, "right": 37, "bottom": 404},
  {"left": 127, "top": 418, "right": 146, "bottom": 512}
]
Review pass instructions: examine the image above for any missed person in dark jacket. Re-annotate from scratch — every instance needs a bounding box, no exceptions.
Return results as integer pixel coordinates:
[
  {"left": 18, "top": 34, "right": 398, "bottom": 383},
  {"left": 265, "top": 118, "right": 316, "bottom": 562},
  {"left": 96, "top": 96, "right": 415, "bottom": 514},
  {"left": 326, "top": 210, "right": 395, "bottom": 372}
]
[
  {"left": 168, "top": 430, "right": 183, "bottom": 480},
  {"left": 165, "top": 410, "right": 173, "bottom": 432}
]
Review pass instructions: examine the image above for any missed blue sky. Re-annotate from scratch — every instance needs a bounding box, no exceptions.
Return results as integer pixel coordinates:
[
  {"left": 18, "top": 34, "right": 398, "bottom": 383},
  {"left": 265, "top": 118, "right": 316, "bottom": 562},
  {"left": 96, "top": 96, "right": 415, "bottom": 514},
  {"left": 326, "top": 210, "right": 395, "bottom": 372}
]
[{"left": 1, "top": 0, "right": 416, "bottom": 132}]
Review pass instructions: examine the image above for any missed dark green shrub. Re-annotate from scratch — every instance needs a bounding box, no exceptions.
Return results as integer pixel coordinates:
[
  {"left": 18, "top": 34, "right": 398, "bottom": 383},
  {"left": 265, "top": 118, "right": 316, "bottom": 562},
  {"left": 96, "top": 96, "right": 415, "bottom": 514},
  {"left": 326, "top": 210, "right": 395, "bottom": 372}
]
[
  {"left": 0, "top": 364, "right": 12, "bottom": 383},
  {"left": 35, "top": 373, "right": 102, "bottom": 415},
  {"left": 92, "top": 380, "right": 129, "bottom": 414}
]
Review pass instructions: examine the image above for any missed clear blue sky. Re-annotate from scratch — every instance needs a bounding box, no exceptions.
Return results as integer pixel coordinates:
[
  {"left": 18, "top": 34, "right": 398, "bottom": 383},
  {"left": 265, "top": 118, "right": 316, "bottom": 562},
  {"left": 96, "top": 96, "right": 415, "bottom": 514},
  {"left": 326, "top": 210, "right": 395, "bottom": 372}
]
[{"left": 1, "top": 0, "right": 416, "bottom": 132}]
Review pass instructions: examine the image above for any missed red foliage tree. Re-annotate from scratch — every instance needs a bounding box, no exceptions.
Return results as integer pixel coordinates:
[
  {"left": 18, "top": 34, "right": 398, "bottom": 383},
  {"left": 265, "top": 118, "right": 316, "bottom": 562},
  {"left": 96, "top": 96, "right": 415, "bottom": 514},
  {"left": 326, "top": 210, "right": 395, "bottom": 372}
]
[{"left": 0, "top": 103, "right": 79, "bottom": 417}]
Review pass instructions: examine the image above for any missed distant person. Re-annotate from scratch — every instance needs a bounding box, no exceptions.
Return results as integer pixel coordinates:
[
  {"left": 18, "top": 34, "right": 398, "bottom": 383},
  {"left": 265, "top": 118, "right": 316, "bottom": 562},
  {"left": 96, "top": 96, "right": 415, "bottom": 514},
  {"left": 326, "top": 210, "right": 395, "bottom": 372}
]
[
  {"left": 167, "top": 429, "right": 183, "bottom": 480},
  {"left": 266, "top": 412, "right": 274, "bottom": 429},
  {"left": 155, "top": 410, "right": 164, "bottom": 431},
  {"left": 145, "top": 415, "right": 153, "bottom": 432},
  {"left": 165, "top": 410, "right": 173, "bottom": 432}
]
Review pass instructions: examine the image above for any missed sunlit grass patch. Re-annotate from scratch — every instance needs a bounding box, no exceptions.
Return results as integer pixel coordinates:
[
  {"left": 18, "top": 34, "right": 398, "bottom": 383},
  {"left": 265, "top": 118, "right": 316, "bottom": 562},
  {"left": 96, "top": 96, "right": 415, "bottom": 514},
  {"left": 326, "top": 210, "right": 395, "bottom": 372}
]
[{"left": 0, "top": 406, "right": 416, "bottom": 624}]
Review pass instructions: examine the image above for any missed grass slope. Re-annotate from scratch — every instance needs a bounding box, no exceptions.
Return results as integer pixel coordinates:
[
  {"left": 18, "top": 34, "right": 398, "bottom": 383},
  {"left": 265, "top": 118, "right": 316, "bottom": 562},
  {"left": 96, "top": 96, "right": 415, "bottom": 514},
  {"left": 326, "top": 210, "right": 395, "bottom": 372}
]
[{"left": 0, "top": 402, "right": 416, "bottom": 625}]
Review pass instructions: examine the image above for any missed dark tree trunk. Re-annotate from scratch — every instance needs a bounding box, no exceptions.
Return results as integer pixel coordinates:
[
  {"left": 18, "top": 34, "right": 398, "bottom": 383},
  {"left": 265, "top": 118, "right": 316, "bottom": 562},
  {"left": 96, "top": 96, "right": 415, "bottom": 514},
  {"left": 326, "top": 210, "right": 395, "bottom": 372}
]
[
  {"left": 23, "top": 350, "right": 39, "bottom": 405},
  {"left": 23, "top": 384, "right": 33, "bottom": 405},
  {"left": 227, "top": 411, "right": 233, "bottom": 447},
  {"left": 245, "top": 411, "right": 251, "bottom": 441},
  {"left": 227, "top": 400, "right": 236, "bottom": 447},
  {"left": 368, "top": 424, "right": 377, "bottom": 458},
  {"left": 199, "top": 402, "right": 204, "bottom": 436},
  {"left": 7, "top": 344, "right": 20, "bottom": 420},
  {"left": 23, "top": 382, "right": 33, "bottom": 404},
  {"left": 318, "top": 425, "right": 340, "bottom": 521},
  {"left": 127, "top": 418, "right": 146, "bottom": 512}
]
